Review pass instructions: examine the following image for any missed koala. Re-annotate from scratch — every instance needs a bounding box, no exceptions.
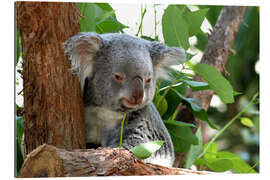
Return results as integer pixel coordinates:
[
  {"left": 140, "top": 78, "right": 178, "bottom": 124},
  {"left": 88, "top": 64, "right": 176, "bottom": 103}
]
[{"left": 64, "top": 32, "right": 186, "bottom": 167}]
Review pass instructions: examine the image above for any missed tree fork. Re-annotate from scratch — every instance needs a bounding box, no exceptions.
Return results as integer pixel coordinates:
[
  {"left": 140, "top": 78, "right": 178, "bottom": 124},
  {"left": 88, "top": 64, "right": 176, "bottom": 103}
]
[{"left": 16, "top": 2, "right": 85, "bottom": 155}]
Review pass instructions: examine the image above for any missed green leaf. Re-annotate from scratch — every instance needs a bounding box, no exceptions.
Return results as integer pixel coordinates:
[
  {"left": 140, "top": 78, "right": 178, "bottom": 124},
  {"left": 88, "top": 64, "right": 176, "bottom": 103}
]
[
  {"left": 171, "top": 89, "right": 202, "bottom": 111},
  {"left": 182, "top": 80, "right": 210, "bottom": 91},
  {"left": 176, "top": 5, "right": 191, "bottom": 15},
  {"left": 95, "top": 3, "right": 116, "bottom": 18},
  {"left": 16, "top": 116, "right": 24, "bottom": 176},
  {"left": 186, "top": 53, "right": 195, "bottom": 61},
  {"left": 161, "top": 83, "right": 187, "bottom": 120},
  {"left": 130, "top": 141, "right": 165, "bottom": 160},
  {"left": 165, "top": 123, "right": 198, "bottom": 153},
  {"left": 162, "top": 5, "right": 190, "bottom": 49},
  {"left": 171, "top": 134, "right": 191, "bottom": 152},
  {"left": 170, "top": 88, "right": 217, "bottom": 129},
  {"left": 16, "top": 116, "right": 24, "bottom": 145},
  {"left": 240, "top": 117, "right": 254, "bottom": 127},
  {"left": 192, "top": 108, "right": 218, "bottom": 130},
  {"left": 200, "top": 5, "right": 222, "bottom": 27},
  {"left": 95, "top": 10, "right": 116, "bottom": 24},
  {"left": 216, "top": 152, "right": 257, "bottom": 173},
  {"left": 154, "top": 94, "right": 168, "bottom": 116},
  {"left": 16, "top": 139, "right": 24, "bottom": 176},
  {"left": 193, "top": 63, "right": 235, "bottom": 103},
  {"left": 16, "top": 31, "right": 21, "bottom": 65},
  {"left": 79, "top": 3, "right": 96, "bottom": 32},
  {"left": 184, "top": 127, "right": 203, "bottom": 168},
  {"left": 233, "top": 91, "right": 242, "bottom": 96},
  {"left": 195, "top": 31, "right": 208, "bottom": 51},
  {"left": 203, "top": 142, "right": 218, "bottom": 159},
  {"left": 207, "top": 158, "right": 233, "bottom": 172},
  {"left": 197, "top": 151, "right": 257, "bottom": 173},
  {"left": 140, "top": 35, "right": 156, "bottom": 42},
  {"left": 164, "top": 120, "right": 196, "bottom": 128},
  {"left": 195, "top": 158, "right": 207, "bottom": 165},
  {"left": 96, "top": 20, "right": 127, "bottom": 34},
  {"left": 183, "top": 8, "right": 209, "bottom": 36}
]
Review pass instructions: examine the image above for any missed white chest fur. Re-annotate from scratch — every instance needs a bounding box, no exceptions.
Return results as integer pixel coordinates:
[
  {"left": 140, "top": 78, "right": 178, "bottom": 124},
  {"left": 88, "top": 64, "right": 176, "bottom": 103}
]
[{"left": 84, "top": 106, "right": 123, "bottom": 144}]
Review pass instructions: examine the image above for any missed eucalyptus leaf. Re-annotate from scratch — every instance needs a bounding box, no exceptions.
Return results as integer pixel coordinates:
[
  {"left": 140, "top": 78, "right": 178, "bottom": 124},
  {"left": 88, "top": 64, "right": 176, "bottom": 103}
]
[
  {"left": 186, "top": 53, "right": 196, "bottom": 61},
  {"left": 195, "top": 31, "right": 208, "bottom": 51},
  {"left": 16, "top": 31, "right": 21, "bottom": 65},
  {"left": 203, "top": 142, "right": 218, "bottom": 159},
  {"left": 161, "top": 83, "right": 187, "bottom": 120},
  {"left": 171, "top": 88, "right": 202, "bottom": 112},
  {"left": 216, "top": 152, "right": 257, "bottom": 173},
  {"left": 95, "top": 10, "right": 116, "bottom": 24},
  {"left": 183, "top": 8, "right": 209, "bottom": 36},
  {"left": 80, "top": 3, "right": 96, "bottom": 32},
  {"left": 193, "top": 63, "right": 235, "bottom": 104},
  {"left": 95, "top": 3, "right": 116, "bottom": 18},
  {"left": 200, "top": 5, "right": 222, "bottom": 27},
  {"left": 162, "top": 5, "right": 189, "bottom": 49},
  {"left": 154, "top": 94, "right": 168, "bottom": 116},
  {"left": 171, "top": 88, "right": 217, "bottom": 129},
  {"left": 165, "top": 123, "right": 198, "bottom": 147},
  {"left": 164, "top": 120, "right": 196, "bottom": 128},
  {"left": 16, "top": 116, "right": 24, "bottom": 145},
  {"left": 16, "top": 140, "right": 24, "bottom": 176},
  {"left": 170, "top": 133, "right": 191, "bottom": 152},
  {"left": 130, "top": 141, "right": 165, "bottom": 160},
  {"left": 96, "top": 20, "right": 126, "bottom": 33},
  {"left": 184, "top": 127, "right": 203, "bottom": 168},
  {"left": 240, "top": 117, "right": 254, "bottom": 127},
  {"left": 192, "top": 109, "right": 217, "bottom": 130},
  {"left": 207, "top": 158, "right": 233, "bottom": 172},
  {"left": 182, "top": 80, "right": 210, "bottom": 91}
]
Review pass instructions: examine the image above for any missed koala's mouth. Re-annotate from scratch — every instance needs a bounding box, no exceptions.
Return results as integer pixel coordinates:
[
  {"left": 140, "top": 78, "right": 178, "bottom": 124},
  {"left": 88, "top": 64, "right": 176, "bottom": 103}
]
[{"left": 119, "top": 98, "right": 143, "bottom": 112}]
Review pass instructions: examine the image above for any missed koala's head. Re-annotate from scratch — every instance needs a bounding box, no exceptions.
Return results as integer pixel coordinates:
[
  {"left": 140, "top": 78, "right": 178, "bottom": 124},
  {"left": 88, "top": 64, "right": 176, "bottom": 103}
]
[{"left": 64, "top": 33, "right": 186, "bottom": 112}]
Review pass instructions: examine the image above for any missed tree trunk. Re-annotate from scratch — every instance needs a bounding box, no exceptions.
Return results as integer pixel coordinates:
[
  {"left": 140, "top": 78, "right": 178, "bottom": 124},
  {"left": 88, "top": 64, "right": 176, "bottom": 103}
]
[
  {"left": 19, "top": 144, "right": 209, "bottom": 177},
  {"left": 16, "top": 2, "right": 85, "bottom": 155}
]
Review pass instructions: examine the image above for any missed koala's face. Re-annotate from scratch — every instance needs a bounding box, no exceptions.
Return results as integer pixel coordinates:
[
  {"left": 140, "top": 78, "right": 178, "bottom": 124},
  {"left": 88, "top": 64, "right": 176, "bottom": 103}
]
[
  {"left": 90, "top": 39, "right": 156, "bottom": 112},
  {"left": 64, "top": 33, "right": 186, "bottom": 112}
]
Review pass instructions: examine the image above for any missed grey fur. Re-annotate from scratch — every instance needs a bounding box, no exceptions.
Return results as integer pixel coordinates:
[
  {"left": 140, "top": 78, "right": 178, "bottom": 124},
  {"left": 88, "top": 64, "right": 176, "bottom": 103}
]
[{"left": 64, "top": 33, "right": 186, "bottom": 167}]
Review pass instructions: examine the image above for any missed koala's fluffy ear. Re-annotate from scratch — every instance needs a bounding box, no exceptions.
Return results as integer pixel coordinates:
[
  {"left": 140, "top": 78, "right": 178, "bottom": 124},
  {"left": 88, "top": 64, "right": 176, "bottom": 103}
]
[
  {"left": 64, "top": 32, "right": 102, "bottom": 89},
  {"left": 148, "top": 41, "right": 186, "bottom": 80}
]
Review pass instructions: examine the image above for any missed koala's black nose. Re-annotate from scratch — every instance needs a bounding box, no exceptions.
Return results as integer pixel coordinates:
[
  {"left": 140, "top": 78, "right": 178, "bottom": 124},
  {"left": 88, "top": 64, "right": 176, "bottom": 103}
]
[
  {"left": 130, "top": 93, "right": 143, "bottom": 105},
  {"left": 130, "top": 76, "right": 144, "bottom": 105}
]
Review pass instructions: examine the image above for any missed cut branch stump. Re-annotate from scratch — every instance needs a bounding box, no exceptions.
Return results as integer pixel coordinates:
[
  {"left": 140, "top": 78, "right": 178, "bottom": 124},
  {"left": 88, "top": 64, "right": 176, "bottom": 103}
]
[{"left": 19, "top": 144, "right": 209, "bottom": 177}]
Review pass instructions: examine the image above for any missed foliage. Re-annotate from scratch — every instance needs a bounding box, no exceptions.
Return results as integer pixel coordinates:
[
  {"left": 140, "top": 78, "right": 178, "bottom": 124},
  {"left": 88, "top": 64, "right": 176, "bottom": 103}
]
[
  {"left": 130, "top": 141, "right": 165, "bottom": 160},
  {"left": 16, "top": 116, "right": 24, "bottom": 176},
  {"left": 16, "top": 3, "right": 259, "bottom": 174},
  {"left": 192, "top": 63, "right": 235, "bottom": 104},
  {"left": 195, "top": 142, "right": 256, "bottom": 173},
  {"left": 77, "top": 3, "right": 127, "bottom": 33}
]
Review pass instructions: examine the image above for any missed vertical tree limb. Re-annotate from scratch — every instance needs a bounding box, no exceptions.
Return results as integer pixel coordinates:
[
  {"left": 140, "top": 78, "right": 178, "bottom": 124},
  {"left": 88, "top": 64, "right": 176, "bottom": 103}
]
[
  {"left": 192, "top": 6, "right": 246, "bottom": 112},
  {"left": 175, "top": 6, "right": 246, "bottom": 167},
  {"left": 16, "top": 2, "right": 85, "bottom": 155}
]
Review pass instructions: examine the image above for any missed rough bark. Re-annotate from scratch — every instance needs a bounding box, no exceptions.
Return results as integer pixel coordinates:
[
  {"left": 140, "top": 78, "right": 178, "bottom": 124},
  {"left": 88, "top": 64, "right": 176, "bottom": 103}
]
[
  {"left": 19, "top": 144, "right": 209, "bottom": 177},
  {"left": 175, "top": 6, "right": 247, "bottom": 166},
  {"left": 16, "top": 2, "right": 85, "bottom": 155}
]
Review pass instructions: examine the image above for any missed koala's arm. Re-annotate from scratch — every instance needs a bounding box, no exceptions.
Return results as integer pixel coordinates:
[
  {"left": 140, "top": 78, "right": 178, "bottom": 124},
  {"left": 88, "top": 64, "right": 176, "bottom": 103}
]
[{"left": 104, "top": 103, "right": 175, "bottom": 167}]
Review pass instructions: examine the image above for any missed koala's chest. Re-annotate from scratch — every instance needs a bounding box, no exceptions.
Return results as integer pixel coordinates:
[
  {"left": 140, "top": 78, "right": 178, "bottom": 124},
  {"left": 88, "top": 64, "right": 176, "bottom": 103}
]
[{"left": 84, "top": 106, "right": 123, "bottom": 145}]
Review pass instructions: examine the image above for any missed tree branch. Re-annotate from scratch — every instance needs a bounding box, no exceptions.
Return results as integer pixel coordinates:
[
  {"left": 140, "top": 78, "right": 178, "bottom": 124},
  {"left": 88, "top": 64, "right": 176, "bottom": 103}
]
[
  {"left": 175, "top": 6, "right": 246, "bottom": 166},
  {"left": 19, "top": 144, "right": 209, "bottom": 177}
]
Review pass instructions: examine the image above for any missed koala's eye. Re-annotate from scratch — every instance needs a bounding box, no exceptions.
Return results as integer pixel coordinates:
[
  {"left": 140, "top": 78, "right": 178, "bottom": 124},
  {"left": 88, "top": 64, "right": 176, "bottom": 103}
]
[
  {"left": 145, "top": 77, "right": 152, "bottom": 84},
  {"left": 114, "top": 72, "right": 125, "bottom": 82}
]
